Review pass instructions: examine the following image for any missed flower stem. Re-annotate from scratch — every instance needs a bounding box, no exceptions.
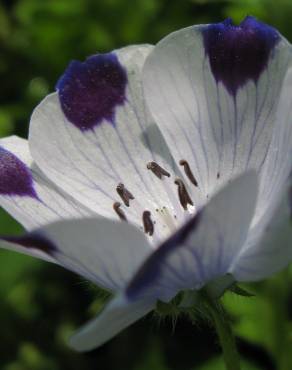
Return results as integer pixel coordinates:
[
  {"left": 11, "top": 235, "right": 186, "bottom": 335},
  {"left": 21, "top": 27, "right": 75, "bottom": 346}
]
[{"left": 205, "top": 299, "right": 241, "bottom": 370}]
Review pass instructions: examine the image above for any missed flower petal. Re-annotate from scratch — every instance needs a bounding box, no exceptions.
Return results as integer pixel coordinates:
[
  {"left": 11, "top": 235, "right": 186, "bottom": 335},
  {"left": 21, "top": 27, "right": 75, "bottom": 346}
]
[
  {"left": 229, "top": 66, "right": 292, "bottom": 280},
  {"left": 251, "top": 66, "right": 292, "bottom": 225},
  {"left": 2, "top": 217, "right": 153, "bottom": 291},
  {"left": 0, "top": 238, "right": 56, "bottom": 263},
  {"left": 143, "top": 17, "right": 291, "bottom": 212},
  {"left": 69, "top": 294, "right": 154, "bottom": 352},
  {"left": 126, "top": 172, "right": 258, "bottom": 302},
  {"left": 0, "top": 136, "right": 91, "bottom": 230},
  {"left": 231, "top": 176, "right": 292, "bottom": 281},
  {"left": 29, "top": 45, "right": 179, "bottom": 237}
]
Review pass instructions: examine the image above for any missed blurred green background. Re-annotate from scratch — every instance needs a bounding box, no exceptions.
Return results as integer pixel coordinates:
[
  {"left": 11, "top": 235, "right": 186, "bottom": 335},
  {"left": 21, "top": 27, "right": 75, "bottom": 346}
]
[{"left": 0, "top": 0, "right": 292, "bottom": 369}]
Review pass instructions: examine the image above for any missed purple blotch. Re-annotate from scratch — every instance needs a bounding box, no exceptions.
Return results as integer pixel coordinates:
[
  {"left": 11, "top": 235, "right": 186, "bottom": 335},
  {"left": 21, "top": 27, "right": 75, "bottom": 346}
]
[
  {"left": 126, "top": 211, "right": 202, "bottom": 299},
  {"left": 2, "top": 232, "right": 57, "bottom": 256},
  {"left": 56, "top": 52, "right": 128, "bottom": 131},
  {"left": 202, "top": 16, "right": 280, "bottom": 95},
  {"left": 0, "top": 146, "right": 37, "bottom": 198}
]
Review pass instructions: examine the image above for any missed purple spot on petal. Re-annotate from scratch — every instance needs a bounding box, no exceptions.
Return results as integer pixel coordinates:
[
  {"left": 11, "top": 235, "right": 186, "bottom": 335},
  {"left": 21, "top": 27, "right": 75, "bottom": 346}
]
[
  {"left": 0, "top": 146, "right": 38, "bottom": 198},
  {"left": 202, "top": 16, "right": 280, "bottom": 95},
  {"left": 56, "top": 53, "right": 128, "bottom": 131},
  {"left": 2, "top": 233, "right": 57, "bottom": 255},
  {"left": 126, "top": 211, "right": 202, "bottom": 299}
]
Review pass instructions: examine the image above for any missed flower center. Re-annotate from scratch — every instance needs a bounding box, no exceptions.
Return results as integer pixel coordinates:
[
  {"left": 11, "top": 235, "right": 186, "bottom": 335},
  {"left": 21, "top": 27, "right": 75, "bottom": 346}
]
[
  {"left": 113, "top": 160, "right": 198, "bottom": 240},
  {"left": 155, "top": 206, "right": 177, "bottom": 232}
]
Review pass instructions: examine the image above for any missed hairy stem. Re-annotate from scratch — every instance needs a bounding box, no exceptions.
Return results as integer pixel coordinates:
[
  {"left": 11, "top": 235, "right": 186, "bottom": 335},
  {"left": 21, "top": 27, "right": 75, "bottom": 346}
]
[{"left": 205, "top": 299, "right": 241, "bottom": 370}]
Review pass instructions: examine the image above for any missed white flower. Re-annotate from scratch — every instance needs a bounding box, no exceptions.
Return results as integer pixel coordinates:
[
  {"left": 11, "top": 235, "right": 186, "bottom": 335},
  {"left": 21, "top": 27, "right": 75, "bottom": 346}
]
[{"left": 0, "top": 16, "right": 291, "bottom": 351}]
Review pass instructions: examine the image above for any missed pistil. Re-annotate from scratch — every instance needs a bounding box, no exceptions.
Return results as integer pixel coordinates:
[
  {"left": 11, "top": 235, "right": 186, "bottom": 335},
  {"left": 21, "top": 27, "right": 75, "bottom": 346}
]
[{"left": 156, "top": 206, "right": 177, "bottom": 232}]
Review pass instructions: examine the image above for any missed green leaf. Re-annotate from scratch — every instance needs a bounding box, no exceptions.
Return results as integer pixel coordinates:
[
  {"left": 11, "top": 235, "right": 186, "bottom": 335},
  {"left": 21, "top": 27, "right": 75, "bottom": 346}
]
[{"left": 196, "top": 356, "right": 261, "bottom": 370}]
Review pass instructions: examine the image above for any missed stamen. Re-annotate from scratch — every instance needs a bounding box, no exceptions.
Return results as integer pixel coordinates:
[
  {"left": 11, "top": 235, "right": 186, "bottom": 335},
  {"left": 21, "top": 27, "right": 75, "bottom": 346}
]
[
  {"left": 174, "top": 178, "right": 194, "bottom": 211},
  {"left": 113, "top": 202, "right": 127, "bottom": 221},
  {"left": 179, "top": 159, "right": 198, "bottom": 187},
  {"left": 217, "top": 172, "right": 220, "bottom": 179},
  {"left": 143, "top": 210, "right": 154, "bottom": 236},
  {"left": 116, "top": 183, "right": 134, "bottom": 207},
  {"left": 147, "top": 161, "right": 170, "bottom": 179}
]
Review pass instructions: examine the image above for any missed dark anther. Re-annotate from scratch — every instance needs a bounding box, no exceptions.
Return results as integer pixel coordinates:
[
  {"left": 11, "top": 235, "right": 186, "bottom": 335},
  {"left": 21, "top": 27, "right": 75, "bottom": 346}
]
[
  {"left": 217, "top": 172, "right": 220, "bottom": 179},
  {"left": 116, "top": 183, "right": 134, "bottom": 207},
  {"left": 143, "top": 210, "right": 154, "bottom": 236},
  {"left": 174, "top": 178, "right": 194, "bottom": 211},
  {"left": 147, "top": 161, "right": 170, "bottom": 179},
  {"left": 113, "top": 202, "right": 127, "bottom": 221},
  {"left": 179, "top": 159, "right": 198, "bottom": 187}
]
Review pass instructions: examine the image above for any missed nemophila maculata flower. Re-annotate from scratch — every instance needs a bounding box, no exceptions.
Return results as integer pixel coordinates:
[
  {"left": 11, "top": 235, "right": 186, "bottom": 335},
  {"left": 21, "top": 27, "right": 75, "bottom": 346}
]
[{"left": 0, "top": 16, "right": 291, "bottom": 352}]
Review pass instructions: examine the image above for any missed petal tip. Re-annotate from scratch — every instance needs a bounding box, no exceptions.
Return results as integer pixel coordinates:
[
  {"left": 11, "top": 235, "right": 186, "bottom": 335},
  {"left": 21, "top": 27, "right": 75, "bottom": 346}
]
[
  {"left": 201, "top": 16, "right": 280, "bottom": 95},
  {"left": 68, "top": 334, "right": 90, "bottom": 353},
  {"left": 56, "top": 52, "right": 128, "bottom": 131},
  {"left": 0, "top": 146, "right": 38, "bottom": 198},
  {"left": 2, "top": 232, "right": 58, "bottom": 256}
]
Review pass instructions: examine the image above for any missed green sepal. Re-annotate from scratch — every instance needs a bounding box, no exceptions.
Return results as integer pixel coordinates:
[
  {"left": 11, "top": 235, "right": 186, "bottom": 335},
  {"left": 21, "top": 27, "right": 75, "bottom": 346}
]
[
  {"left": 156, "top": 291, "right": 184, "bottom": 317},
  {"left": 229, "top": 284, "right": 255, "bottom": 297}
]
